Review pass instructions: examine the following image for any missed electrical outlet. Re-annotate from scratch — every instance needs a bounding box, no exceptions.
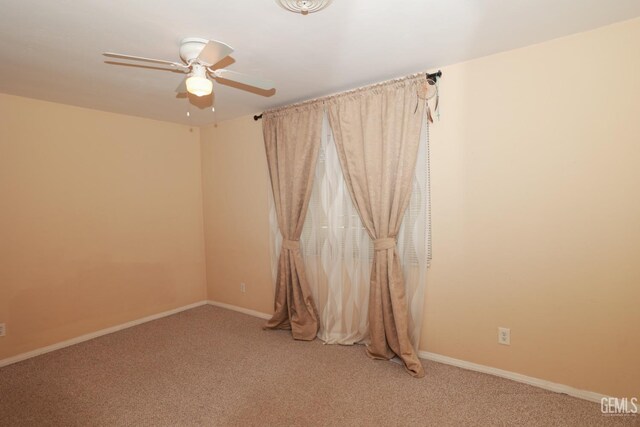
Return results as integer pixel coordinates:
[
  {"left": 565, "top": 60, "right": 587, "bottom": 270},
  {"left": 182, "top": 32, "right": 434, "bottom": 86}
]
[
  {"left": 0, "top": 323, "right": 5, "bottom": 337},
  {"left": 240, "top": 282, "right": 246, "bottom": 293},
  {"left": 498, "top": 327, "right": 510, "bottom": 345}
]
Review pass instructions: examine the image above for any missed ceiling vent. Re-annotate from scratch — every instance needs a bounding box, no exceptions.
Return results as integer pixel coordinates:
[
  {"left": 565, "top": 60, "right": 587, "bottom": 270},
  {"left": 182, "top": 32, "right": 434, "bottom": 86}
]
[{"left": 276, "top": 0, "right": 333, "bottom": 15}]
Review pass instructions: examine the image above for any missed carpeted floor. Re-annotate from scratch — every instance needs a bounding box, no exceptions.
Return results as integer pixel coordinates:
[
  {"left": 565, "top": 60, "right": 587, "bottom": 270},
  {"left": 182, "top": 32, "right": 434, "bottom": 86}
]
[{"left": 0, "top": 305, "right": 634, "bottom": 426}]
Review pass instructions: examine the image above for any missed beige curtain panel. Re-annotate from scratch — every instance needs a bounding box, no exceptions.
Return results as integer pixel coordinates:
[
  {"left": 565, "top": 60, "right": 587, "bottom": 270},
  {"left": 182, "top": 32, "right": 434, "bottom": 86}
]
[
  {"left": 327, "top": 80, "right": 426, "bottom": 377},
  {"left": 262, "top": 107, "right": 324, "bottom": 340}
]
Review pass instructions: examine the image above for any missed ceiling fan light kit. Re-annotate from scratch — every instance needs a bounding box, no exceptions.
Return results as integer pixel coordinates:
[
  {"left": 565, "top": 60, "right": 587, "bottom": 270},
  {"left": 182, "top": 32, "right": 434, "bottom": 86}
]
[
  {"left": 186, "top": 64, "right": 212, "bottom": 97},
  {"left": 276, "top": 0, "right": 333, "bottom": 15}
]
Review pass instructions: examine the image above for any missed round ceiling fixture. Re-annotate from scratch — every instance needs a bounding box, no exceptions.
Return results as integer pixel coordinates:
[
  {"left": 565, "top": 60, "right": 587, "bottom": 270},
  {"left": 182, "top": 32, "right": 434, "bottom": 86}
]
[{"left": 276, "top": 0, "right": 333, "bottom": 15}]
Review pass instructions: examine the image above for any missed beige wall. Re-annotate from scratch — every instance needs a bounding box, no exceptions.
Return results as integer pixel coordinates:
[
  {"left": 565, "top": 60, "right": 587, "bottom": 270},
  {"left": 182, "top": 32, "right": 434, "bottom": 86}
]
[
  {"left": 1, "top": 17, "right": 637, "bottom": 399},
  {"left": 200, "top": 18, "right": 640, "bottom": 398},
  {"left": 200, "top": 119, "right": 274, "bottom": 314},
  {"left": 0, "top": 94, "right": 207, "bottom": 360}
]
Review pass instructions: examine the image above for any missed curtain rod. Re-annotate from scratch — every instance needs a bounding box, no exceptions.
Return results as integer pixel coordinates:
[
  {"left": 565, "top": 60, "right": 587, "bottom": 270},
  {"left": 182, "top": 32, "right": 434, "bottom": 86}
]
[{"left": 254, "top": 70, "right": 442, "bottom": 121}]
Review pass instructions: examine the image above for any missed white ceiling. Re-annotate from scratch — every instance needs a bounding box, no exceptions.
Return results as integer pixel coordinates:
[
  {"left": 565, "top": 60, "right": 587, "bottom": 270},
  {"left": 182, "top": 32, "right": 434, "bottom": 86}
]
[{"left": 1, "top": 0, "right": 639, "bottom": 126}]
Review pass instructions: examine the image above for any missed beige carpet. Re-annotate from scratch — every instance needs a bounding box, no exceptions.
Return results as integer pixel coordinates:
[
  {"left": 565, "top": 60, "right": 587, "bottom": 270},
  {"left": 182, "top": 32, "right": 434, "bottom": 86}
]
[{"left": 0, "top": 305, "right": 633, "bottom": 426}]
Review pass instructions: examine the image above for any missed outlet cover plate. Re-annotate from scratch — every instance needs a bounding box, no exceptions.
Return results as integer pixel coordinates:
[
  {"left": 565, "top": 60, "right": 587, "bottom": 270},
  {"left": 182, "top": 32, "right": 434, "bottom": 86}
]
[
  {"left": 498, "top": 327, "right": 510, "bottom": 345},
  {"left": 0, "top": 323, "right": 5, "bottom": 337}
]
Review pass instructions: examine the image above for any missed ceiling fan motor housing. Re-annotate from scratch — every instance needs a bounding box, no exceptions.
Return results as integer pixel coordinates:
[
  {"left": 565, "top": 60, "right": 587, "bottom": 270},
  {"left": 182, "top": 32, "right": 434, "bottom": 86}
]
[{"left": 179, "top": 38, "right": 209, "bottom": 63}]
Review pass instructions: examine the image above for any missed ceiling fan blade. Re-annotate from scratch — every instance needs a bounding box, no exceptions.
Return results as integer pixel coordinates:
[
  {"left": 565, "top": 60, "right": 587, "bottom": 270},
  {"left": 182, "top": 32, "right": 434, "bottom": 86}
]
[
  {"left": 103, "top": 52, "right": 187, "bottom": 69},
  {"left": 213, "top": 69, "right": 274, "bottom": 90},
  {"left": 175, "top": 77, "right": 187, "bottom": 93},
  {"left": 196, "top": 40, "right": 234, "bottom": 66}
]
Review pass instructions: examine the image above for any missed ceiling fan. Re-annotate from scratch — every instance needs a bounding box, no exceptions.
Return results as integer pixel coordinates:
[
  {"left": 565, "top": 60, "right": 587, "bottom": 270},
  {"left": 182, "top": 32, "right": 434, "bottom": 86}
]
[{"left": 103, "top": 38, "right": 274, "bottom": 99}]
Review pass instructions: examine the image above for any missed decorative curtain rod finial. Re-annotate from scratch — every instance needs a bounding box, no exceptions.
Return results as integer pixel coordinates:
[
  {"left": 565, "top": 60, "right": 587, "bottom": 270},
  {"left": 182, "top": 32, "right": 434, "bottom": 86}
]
[{"left": 426, "top": 70, "right": 442, "bottom": 83}]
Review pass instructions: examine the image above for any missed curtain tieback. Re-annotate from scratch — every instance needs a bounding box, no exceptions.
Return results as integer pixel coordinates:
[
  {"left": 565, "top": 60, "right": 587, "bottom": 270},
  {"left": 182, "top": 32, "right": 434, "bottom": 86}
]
[
  {"left": 373, "top": 237, "right": 396, "bottom": 251},
  {"left": 282, "top": 239, "right": 300, "bottom": 250}
]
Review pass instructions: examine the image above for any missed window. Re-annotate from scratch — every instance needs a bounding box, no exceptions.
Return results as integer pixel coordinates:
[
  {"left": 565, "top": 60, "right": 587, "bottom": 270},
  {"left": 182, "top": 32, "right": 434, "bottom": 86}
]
[{"left": 269, "top": 112, "right": 431, "bottom": 346}]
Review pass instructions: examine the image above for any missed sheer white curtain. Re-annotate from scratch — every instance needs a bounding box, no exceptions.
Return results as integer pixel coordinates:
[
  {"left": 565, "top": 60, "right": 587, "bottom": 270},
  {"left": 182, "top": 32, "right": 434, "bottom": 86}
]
[{"left": 269, "top": 113, "right": 431, "bottom": 348}]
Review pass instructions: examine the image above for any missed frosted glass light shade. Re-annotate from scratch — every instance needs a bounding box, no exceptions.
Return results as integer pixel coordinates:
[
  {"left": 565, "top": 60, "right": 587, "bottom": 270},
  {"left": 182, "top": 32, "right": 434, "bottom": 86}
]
[{"left": 186, "top": 75, "right": 213, "bottom": 97}]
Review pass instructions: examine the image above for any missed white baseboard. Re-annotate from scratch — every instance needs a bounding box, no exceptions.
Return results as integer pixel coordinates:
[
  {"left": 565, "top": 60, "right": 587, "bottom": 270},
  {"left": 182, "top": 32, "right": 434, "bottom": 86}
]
[
  {"left": 419, "top": 351, "right": 608, "bottom": 403},
  {"left": 0, "top": 300, "right": 208, "bottom": 368},
  {"left": 206, "top": 300, "right": 608, "bottom": 403},
  {"left": 0, "top": 299, "right": 609, "bottom": 404},
  {"left": 206, "top": 300, "right": 271, "bottom": 320}
]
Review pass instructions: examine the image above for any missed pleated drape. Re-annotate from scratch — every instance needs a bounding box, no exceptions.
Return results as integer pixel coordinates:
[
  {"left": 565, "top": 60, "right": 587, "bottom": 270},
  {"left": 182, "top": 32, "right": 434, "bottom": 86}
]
[
  {"left": 327, "top": 81, "right": 426, "bottom": 377},
  {"left": 262, "top": 107, "right": 324, "bottom": 340}
]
